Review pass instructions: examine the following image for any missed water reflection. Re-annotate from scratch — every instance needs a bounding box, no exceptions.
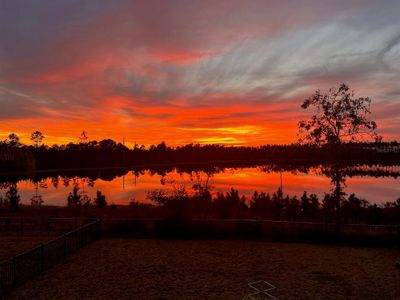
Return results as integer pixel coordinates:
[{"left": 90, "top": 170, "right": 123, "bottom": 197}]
[{"left": 0, "top": 163, "right": 399, "bottom": 206}]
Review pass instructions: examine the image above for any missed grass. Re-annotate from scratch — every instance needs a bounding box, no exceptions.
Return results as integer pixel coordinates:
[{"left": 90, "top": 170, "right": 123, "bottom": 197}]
[
  {"left": 0, "top": 236, "right": 52, "bottom": 262},
  {"left": 5, "top": 239, "right": 400, "bottom": 299}
]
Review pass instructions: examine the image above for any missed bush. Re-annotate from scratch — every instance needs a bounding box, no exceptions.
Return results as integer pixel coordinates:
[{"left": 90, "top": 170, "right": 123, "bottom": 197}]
[
  {"left": 94, "top": 191, "right": 107, "bottom": 208},
  {"left": 5, "top": 184, "right": 20, "bottom": 211}
]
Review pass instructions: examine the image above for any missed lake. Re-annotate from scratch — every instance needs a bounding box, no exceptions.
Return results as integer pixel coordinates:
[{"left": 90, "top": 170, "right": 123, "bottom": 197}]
[{"left": 1, "top": 163, "right": 400, "bottom": 206}]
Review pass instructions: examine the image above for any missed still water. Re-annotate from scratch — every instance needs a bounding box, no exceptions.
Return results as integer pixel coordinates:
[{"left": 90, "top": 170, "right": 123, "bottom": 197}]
[{"left": 2, "top": 164, "right": 400, "bottom": 206}]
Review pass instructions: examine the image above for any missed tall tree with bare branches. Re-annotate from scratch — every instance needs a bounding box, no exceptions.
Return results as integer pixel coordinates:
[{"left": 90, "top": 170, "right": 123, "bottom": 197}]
[{"left": 298, "top": 84, "right": 380, "bottom": 145}]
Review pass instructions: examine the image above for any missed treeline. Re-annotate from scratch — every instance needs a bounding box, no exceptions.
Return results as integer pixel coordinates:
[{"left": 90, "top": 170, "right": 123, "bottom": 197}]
[
  {"left": 1, "top": 135, "right": 400, "bottom": 172},
  {"left": 1, "top": 182, "right": 400, "bottom": 225},
  {"left": 140, "top": 187, "right": 400, "bottom": 225}
]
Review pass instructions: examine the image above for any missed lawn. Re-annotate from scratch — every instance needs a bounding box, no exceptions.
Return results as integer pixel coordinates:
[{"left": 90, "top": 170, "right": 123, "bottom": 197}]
[{"left": 5, "top": 239, "right": 400, "bottom": 299}]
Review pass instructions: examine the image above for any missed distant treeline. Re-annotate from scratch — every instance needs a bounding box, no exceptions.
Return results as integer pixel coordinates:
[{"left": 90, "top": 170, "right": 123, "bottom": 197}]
[
  {"left": 1, "top": 181, "right": 399, "bottom": 225},
  {"left": 1, "top": 139, "right": 400, "bottom": 172},
  {"left": 139, "top": 187, "right": 400, "bottom": 225},
  {"left": 1, "top": 162, "right": 400, "bottom": 186}
]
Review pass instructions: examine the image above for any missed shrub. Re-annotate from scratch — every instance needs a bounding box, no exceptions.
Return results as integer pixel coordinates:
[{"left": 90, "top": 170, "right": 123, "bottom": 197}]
[{"left": 94, "top": 191, "right": 107, "bottom": 208}]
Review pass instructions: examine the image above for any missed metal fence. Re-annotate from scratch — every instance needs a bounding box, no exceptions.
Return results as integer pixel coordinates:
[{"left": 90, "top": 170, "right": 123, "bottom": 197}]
[
  {"left": 0, "top": 219, "right": 101, "bottom": 296},
  {"left": 0, "top": 217, "right": 94, "bottom": 236},
  {"left": 102, "top": 218, "right": 400, "bottom": 246}
]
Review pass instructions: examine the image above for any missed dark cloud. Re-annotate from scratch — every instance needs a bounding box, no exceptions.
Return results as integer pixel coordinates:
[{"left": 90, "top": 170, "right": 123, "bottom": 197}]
[{"left": 0, "top": 0, "right": 399, "bottom": 142}]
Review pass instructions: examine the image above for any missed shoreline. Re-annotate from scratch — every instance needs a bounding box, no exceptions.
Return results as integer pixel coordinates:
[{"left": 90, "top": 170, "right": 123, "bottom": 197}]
[{"left": 1, "top": 158, "right": 400, "bottom": 177}]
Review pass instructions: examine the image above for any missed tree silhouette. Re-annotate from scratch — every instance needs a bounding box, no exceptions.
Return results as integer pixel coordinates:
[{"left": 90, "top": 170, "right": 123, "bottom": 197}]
[
  {"left": 79, "top": 131, "right": 88, "bottom": 143},
  {"left": 300, "top": 191, "right": 319, "bottom": 220},
  {"left": 30, "top": 181, "right": 44, "bottom": 206},
  {"left": 5, "top": 184, "right": 20, "bottom": 211},
  {"left": 298, "top": 83, "right": 380, "bottom": 145},
  {"left": 67, "top": 186, "right": 81, "bottom": 207},
  {"left": 94, "top": 190, "right": 107, "bottom": 208},
  {"left": 8, "top": 133, "right": 20, "bottom": 147},
  {"left": 324, "top": 166, "right": 347, "bottom": 233},
  {"left": 30, "top": 131, "right": 45, "bottom": 147}
]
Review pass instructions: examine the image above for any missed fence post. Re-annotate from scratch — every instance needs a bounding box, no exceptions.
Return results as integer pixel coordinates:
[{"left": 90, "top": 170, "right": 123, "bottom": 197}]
[
  {"left": 47, "top": 220, "right": 51, "bottom": 236},
  {"left": 20, "top": 218, "right": 23, "bottom": 236},
  {"left": 80, "top": 227, "right": 83, "bottom": 247},
  {"left": 0, "top": 264, "right": 3, "bottom": 296},
  {"left": 40, "top": 244, "right": 44, "bottom": 272},
  {"left": 12, "top": 256, "right": 16, "bottom": 287},
  {"left": 98, "top": 219, "right": 102, "bottom": 239},
  {"left": 63, "top": 234, "right": 67, "bottom": 259}
]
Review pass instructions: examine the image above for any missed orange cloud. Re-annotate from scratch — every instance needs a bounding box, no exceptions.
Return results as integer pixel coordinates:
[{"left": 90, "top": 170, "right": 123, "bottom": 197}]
[
  {"left": 148, "top": 50, "right": 214, "bottom": 65},
  {"left": 1, "top": 1, "right": 399, "bottom": 146}
]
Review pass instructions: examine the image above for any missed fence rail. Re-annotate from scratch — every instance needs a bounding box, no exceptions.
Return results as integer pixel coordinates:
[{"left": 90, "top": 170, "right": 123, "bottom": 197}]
[
  {"left": 0, "top": 217, "right": 95, "bottom": 236},
  {"left": 0, "top": 219, "right": 101, "bottom": 296},
  {"left": 102, "top": 218, "right": 400, "bottom": 246}
]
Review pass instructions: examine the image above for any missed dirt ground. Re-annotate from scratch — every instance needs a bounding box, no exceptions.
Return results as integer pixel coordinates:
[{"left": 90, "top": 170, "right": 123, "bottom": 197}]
[
  {"left": 5, "top": 239, "right": 400, "bottom": 299},
  {"left": 0, "top": 236, "right": 52, "bottom": 262}
]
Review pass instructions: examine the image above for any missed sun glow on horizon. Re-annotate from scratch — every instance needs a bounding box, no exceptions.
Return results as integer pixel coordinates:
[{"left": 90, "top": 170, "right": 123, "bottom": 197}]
[{"left": 1, "top": 1, "right": 399, "bottom": 146}]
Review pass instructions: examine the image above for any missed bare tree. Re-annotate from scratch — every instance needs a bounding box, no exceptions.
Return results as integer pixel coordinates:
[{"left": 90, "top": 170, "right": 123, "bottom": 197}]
[
  {"left": 298, "top": 84, "right": 380, "bottom": 145},
  {"left": 79, "top": 131, "right": 88, "bottom": 143},
  {"left": 30, "top": 131, "right": 45, "bottom": 147}
]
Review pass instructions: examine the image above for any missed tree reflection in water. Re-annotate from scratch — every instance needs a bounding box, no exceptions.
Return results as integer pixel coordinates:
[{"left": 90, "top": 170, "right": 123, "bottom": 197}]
[{"left": 0, "top": 162, "right": 399, "bottom": 225}]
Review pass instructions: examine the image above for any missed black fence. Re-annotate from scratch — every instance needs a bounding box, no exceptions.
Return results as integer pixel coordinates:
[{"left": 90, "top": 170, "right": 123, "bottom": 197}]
[
  {"left": 1, "top": 218, "right": 398, "bottom": 296},
  {"left": 0, "top": 217, "right": 95, "bottom": 236},
  {"left": 0, "top": 219, "right": 101, "bottom": 296},
  {"left": 102, "top": 218, "right": 400, "bottom": 246}
]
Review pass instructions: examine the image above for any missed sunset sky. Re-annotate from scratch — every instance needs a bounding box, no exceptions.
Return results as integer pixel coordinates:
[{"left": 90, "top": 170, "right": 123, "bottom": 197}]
[{"left": 1, "top": 0, "right": 399, "bottom": 146}]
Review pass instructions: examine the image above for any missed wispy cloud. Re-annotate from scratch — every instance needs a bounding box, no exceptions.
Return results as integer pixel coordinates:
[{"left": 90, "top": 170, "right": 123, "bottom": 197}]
[{"left": 0, "top": 0, "right": 399, "bottom": 145}]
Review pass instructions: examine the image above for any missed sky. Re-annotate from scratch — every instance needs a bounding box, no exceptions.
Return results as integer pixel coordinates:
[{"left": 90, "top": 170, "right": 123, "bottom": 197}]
[{"left": 0, "top": 0, "right": 399, "bottom": 146}]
